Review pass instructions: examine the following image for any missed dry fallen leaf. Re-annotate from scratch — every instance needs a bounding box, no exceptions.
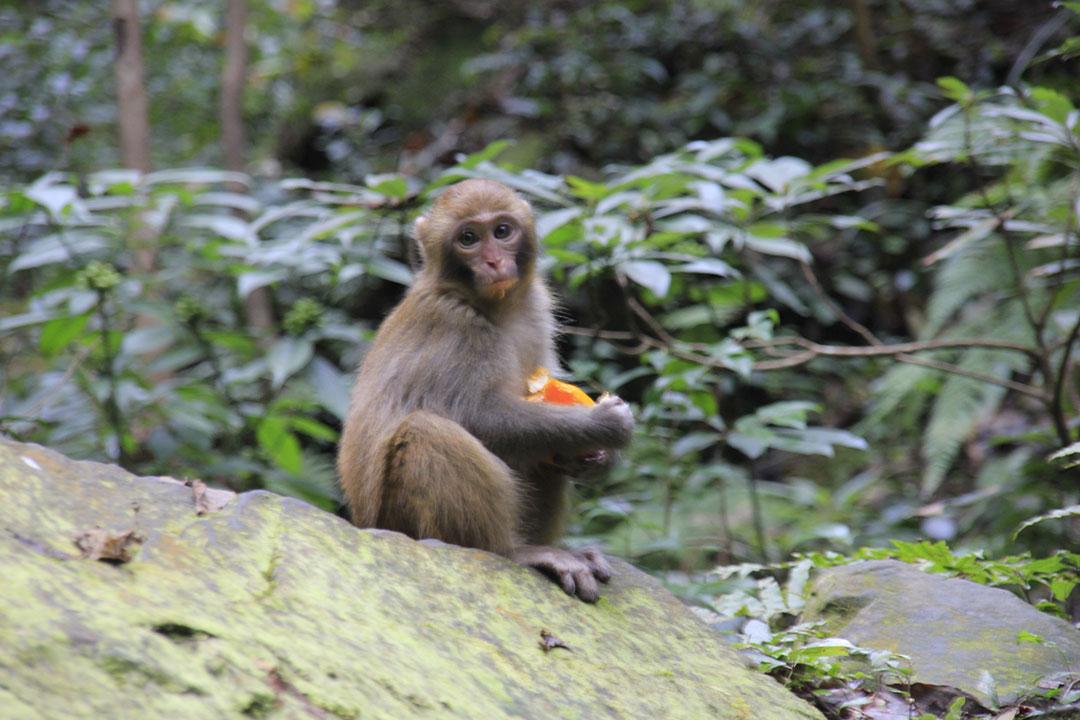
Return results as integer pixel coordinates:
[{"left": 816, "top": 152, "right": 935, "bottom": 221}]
[
  {"left": 539, "top": 629, "right": 570, "bottom": 653},
  {"left": 185, "top": 478, "right": 232, "bottom": 515},
  {"left": 74, "top": 528, "right": 142, "bottom": 564},
  {"left": 191, "top": 479, "right": 211, "bottom": 515}
]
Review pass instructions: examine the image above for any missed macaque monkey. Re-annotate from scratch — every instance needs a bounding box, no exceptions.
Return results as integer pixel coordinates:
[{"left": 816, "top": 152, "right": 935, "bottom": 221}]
[{"left": 338, "top": 179, "right": 634, "bottom": 602}]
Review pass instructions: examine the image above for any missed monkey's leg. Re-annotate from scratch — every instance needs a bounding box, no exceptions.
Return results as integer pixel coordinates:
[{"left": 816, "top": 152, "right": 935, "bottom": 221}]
[
  {"left": 379, "top": 411, "right": 518, "bottom": 556},
  {"left": 507, "top": 468, "right": 607, "bottom": 603},
  {"left": 517, "top": 468, "right": 567, "bottom": 546}
]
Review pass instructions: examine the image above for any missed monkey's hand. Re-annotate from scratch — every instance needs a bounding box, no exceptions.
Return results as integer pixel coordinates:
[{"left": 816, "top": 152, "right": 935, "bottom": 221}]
[
  {"left": 590, "top": 395, "right": 635, "bottom": 448},
  {"left": 511, "top": 545, "right": 612, "bottom": 603}
]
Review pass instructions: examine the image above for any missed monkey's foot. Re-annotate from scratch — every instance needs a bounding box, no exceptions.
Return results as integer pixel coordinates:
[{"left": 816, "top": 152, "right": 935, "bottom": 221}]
[{"left": 511, "top": 545, "right": 612, "bottom": 603}]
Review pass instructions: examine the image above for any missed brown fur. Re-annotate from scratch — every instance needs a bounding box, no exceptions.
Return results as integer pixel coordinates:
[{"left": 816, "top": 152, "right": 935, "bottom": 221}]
[{"left": 337, "top": 179, "right": 633, "bottom": 600}]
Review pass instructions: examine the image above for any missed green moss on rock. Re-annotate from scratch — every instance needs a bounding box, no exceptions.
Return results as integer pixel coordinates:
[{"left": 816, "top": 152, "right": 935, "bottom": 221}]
[{"left": 0, "top": 439, "right": 821, "bottom": 719}]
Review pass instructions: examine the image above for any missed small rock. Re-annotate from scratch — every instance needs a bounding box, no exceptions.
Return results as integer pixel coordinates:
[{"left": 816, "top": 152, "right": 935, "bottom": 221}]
[{"left": 803, "top": 560, "right": 1080, "bottom": 707}]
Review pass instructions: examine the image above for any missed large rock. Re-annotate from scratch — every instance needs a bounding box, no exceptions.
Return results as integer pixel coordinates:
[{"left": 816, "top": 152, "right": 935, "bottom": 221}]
[
  {"left": 0, "top": 439, "right": 820, "bottom": 719},
  {"left": 803, "top": 560, "right": 1080, "bottom": 707}
]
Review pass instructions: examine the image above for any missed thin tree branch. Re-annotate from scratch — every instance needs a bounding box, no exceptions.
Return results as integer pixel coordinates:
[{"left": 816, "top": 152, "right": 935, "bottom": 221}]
[
  {"left": 22, "top": 343, "right": 96, "bottom": 419},
  {"left": 894, "top": 355, "right": 1047, "bottom": 401},
  {"left": 801, "top": 261, "right": 879, "bottom": 346},
  {"left": 743, "top": 335, "right": 1041, "bottom": 359},
  {"left": 563, "top": 325, "right": 1048, "bottom": 399}
]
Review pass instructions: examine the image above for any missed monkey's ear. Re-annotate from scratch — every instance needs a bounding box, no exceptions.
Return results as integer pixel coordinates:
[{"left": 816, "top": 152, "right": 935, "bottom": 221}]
[{"left": 413, "top": 215, "right": 428, "bottom": 263}]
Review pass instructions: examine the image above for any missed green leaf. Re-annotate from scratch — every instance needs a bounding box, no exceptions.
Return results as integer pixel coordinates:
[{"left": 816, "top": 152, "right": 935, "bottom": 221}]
[
  {"left": 921, "top": 216, "right": 998, "bottom": 267},
  {"left": 288, "top": 416, "right": 339, "bottom": 442},
  {"left": 184, "top": 213, "right": 256, "bottom": 244},
  {"left": 1050, "top": 577, "right": 1076, "bottom": 602},
  {"left": 756, "top": 401, "right": 819, "bottom": 429},
  {"left": 744, "top": 236, "right": 811, "bottom": 263},
  {"left": 671, "top": 432, "right": 721, "bottom": 458},
  {"left": 620, "top": 260, "right": 671, "bottom": 298},
  {"left": 1048, "top": 441, "right": 1080, "bottom": 464},
  {"left": 943, "top": 696, "right": 967, "bottom": 720},
  {"left": 1016, "top": 630, "right": 1044, "bottom": 644},
  {"left": 368, "top": 175, "right": 409, "bottom": 198},
  {"left": 366, "top": 257, "right": 413, "bottom": 286},
  {"left": 1013, "top": 505, "right": 1080, "bottom": 539},
  {"left": 659, "top": 305, "right": 711, "bottom": 330},
  {"left": 745, "top": 156, "right": 811, "bottom": 192},
  {"left": 675, "top": 258, "right": 737, "bottom": 277},
  {"left": 39, "top": 313, "right": 90, "bottom": 357},
  {"left": 1029, "top": 87, "right": 1074, "bottom": 124},
  {"left": 237, "top": 270, "right": 286, "bottom": 299},
  {"left": 0, "top": 310, "right": 56, "bottom": 332},
  {"left": 566, "top": 175, "right": 610, "bottom": 201},
  {"left": 936, "top": 76, "right": 971, "bottom": 103},
  {"left": 256, "top": 416, "right": 303, "bottom": 475},
  {"left": 25, "top": 177, "right": 79, "bottom": 218},
  {"left": 790, "top": 638, "right": 855, "bottom": 660},
  {"left": 266, "top": 337, "right": 314, "bottom": 389},
  {"left": 457, "top": 141, "right": 510, "bottom": 170}
]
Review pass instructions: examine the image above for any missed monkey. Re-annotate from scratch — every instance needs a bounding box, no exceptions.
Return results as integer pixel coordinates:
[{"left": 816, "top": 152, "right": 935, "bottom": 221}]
[{"left": 337, "top": 179, "right": 634, "bottom": 602}]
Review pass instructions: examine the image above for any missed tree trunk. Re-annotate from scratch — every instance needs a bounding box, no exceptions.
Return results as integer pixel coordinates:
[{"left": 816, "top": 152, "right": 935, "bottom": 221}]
[
  {"left": 111, "top": 0, "right": 155, "bottom": 272},
  {"left": 221, "top": 0, "right": 248, "bottom": 178},
  {"left": 221, "top": 0, "right": 275, "bottom": 332},
  {"left": 850, "top": 0, "right": 880, "bottom": 72}
]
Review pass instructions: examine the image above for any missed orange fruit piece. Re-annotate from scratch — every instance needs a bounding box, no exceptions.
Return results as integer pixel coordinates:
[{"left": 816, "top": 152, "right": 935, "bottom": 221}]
[{"left": 526, "top": 368, "right": 595, "bottom": 407}]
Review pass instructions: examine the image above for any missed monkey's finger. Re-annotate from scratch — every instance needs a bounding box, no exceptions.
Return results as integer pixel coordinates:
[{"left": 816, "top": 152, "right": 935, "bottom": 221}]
[
  {"left": 573, "top": 567, "right": 600, "bottom": 603},
  {"left": 579, "top": 548, "right": 612, "bottom": 583},
  {"left": 555, "top": 567, "right": 577, "bottom": 597}
]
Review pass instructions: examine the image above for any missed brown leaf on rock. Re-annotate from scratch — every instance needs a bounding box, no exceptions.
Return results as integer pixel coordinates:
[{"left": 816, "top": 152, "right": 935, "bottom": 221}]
[
  {"left": 191, "top": 479, "right": 210, "bottom": 515},
  {"left": 74, "top": 528, "right": 142, "bottom": 564},
  {"left": 186, "top": 477, "right": 232, "bottom": 515},
  {"left": 539, "top": 629, "right": 570, "bottom": 653}
]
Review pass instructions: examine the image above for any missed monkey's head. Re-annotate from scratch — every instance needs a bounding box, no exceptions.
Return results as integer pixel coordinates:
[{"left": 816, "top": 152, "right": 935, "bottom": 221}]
[{"left": 415, "top": 179, "right": 537, "bottom": 303}]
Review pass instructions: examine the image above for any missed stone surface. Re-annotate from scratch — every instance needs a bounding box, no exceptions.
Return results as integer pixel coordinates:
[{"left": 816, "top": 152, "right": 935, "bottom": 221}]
[
  {"left": 803, "top": 560, "right": 1080, "bottom": 707},
  {"left": 0, "top": 439, "right": 821, "bottom": 719}
]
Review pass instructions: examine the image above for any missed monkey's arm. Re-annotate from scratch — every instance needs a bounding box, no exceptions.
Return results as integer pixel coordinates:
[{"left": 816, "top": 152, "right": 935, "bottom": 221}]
[{"left": 463, "top": 394, "right": 633, "bottom": 461}]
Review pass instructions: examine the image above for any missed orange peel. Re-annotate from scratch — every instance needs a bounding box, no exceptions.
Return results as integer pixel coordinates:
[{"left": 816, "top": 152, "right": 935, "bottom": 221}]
[{"left": 525, "top": 368, "right": 595, "bottom": 407}]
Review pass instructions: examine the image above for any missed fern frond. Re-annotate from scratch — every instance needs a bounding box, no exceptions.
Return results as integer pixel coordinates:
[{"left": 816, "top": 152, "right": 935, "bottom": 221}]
[
  {"left": 923, "top": 238, "right": 1011, "bottom": 338},
  {"left": 860, "top": 362, "right": 937, "bottom": 437},
  {"left": 921, "top": 301, "right": 1035, "bottom": 495}
]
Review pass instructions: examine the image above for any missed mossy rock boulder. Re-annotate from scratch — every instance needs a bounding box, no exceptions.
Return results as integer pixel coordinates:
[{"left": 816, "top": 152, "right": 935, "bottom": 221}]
[
  {"left": 803, "top": 560, "right": 1080, "bottom": 707},
  {"left": 0, "top": 438, "right": 821, "bottom": 719}
]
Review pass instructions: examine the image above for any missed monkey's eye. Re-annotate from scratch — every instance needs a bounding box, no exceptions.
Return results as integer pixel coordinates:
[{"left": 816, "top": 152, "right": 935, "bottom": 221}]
[
  {"left": 458, "top": 230, "right": 479, "bottom": 247},
  {"left": 493, "top": 223, "right": 512, "bottom": 240}
]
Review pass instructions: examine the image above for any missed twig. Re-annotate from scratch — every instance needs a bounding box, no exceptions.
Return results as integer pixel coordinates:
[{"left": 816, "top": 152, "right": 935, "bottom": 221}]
[
  {"left": 894, "top": 355, "right": 1047, "bottom": 401},
  {"left": 801, "top": 261, "right": 879, "bottom": 346},
  {"left": 22, "top": 343, "right": 96, "bottom": 419},
  {"left": 743, "top": 335, "right": 1041, "bottom": 359}
]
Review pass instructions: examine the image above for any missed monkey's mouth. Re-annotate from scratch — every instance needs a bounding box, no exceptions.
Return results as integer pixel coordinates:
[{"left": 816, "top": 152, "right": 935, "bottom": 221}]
[{"left": 481, "top": 278, "right": 518, "bottom": 300}]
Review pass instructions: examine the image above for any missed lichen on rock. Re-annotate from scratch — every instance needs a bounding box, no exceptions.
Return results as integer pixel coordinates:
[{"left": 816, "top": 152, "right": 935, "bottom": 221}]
[{"left": 0, "top": 438, "right": 821, "bottom": 719}]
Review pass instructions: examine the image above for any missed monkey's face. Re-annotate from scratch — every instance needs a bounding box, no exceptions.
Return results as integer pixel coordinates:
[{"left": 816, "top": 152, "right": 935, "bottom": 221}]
[
  {"left": 449, "top": 214, "right": 531, "bottom": 302},
  {"left": 417, "top": 179, "right": 538, "bottom": 303}
]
